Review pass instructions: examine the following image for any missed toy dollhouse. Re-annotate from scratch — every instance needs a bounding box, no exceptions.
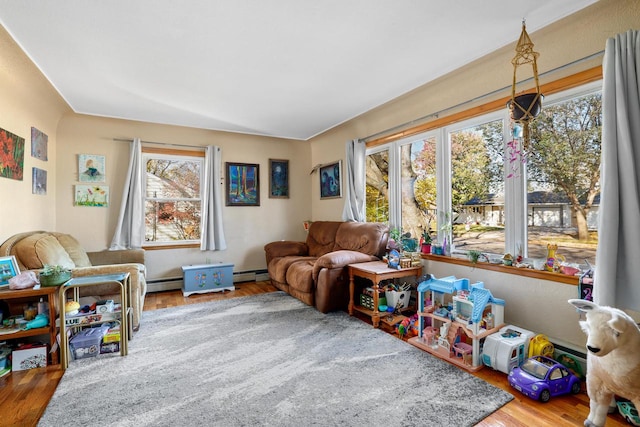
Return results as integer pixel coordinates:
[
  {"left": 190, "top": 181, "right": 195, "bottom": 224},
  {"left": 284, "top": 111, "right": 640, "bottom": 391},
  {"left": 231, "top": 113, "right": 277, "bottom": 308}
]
[{"left": 408, "top": 275, "right": 505, "bottom": 372}]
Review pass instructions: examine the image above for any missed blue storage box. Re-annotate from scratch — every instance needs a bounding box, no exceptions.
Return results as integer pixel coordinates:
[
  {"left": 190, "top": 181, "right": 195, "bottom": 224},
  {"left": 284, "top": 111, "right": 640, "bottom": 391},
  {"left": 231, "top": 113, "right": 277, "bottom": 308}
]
[
  {"left": 70, "top": 324, "right": 110, "bottom": 360},
  {"left": 182, "top": 262, "right": 234, "bottom": 296}
]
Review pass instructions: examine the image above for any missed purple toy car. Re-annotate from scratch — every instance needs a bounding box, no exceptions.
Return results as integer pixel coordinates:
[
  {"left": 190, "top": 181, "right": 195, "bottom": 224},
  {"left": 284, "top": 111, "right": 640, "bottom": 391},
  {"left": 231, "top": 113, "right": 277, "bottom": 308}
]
[{"left": 508, "top": 355, "right": 581, "bottom": 402}]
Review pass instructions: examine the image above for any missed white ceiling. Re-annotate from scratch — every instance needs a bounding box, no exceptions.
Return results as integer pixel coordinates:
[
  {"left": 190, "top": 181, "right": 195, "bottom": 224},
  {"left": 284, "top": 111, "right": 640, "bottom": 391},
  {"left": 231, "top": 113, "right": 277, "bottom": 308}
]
[{"left": 0, "top": 1, "right": 598, "bottom": 140}]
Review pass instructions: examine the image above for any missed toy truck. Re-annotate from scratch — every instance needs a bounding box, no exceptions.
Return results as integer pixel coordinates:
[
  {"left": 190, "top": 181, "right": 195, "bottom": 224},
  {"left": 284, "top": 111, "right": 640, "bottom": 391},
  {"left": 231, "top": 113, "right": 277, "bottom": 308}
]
[{"left": 481, "top": 325, "right": 535, "bottom": 374}]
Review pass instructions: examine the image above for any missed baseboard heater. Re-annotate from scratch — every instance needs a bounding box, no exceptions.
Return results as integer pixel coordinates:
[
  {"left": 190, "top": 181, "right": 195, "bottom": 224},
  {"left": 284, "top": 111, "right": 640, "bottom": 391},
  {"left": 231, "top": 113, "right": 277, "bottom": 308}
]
[{"left": 147, "top": 269, "right": 270, "bottom": 293}]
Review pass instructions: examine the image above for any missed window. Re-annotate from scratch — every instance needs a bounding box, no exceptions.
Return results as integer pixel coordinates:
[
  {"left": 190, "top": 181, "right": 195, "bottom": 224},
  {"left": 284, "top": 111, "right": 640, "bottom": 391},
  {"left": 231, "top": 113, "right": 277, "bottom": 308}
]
[
  {"left": 526, "top": 85, "right": 601, "bottom": 265},
  {"left": 366, "top": 77, "right": 601, "bottom": 267},
  {"left": 143, "top": 149, "right": 204, "bottom": 245}
]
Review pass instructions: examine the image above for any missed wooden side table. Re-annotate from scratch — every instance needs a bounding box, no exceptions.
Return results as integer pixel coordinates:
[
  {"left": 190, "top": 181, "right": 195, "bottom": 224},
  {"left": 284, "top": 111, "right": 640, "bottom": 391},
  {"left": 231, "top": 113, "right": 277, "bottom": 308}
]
[{"left": 348, "top": 261, "right": 422, "bottom": 328}]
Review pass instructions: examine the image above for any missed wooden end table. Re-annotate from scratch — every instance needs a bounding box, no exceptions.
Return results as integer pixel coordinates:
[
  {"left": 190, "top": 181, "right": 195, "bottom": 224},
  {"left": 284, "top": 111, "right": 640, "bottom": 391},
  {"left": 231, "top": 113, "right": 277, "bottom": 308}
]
[{"left": 348, "top": 261, "right": 422, "bottom": 328}]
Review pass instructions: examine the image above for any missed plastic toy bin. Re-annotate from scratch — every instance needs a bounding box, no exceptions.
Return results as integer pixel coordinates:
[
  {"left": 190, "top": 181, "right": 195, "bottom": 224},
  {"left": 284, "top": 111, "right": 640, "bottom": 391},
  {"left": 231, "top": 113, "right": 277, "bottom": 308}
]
[{"left": 182, "top": 262, "right": 235, "bottom": 297}]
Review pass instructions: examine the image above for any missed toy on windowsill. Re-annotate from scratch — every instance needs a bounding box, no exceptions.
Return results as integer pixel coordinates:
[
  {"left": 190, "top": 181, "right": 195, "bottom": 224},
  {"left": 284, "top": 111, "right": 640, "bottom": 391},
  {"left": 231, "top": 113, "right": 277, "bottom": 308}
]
[{"left": 569, "top": 299, "right": 640, "bottom": 427}]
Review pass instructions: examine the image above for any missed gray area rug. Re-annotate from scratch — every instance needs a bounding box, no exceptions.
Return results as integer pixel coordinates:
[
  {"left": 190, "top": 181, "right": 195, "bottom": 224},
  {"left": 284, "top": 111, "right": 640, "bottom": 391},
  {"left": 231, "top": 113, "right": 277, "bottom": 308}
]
[{"left": 39, "top": 292, "right": 512, "bottom": 426}]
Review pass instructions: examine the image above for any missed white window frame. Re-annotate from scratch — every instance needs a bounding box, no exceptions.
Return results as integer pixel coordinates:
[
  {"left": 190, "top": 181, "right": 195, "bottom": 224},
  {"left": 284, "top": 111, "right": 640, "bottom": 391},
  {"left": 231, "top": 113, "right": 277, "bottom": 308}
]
[
  {"left": 366, "top": 79, "right": 602, "bottom": 259},
  {"left": 142, "top": 150, "right": 204, "bottom": 247}
]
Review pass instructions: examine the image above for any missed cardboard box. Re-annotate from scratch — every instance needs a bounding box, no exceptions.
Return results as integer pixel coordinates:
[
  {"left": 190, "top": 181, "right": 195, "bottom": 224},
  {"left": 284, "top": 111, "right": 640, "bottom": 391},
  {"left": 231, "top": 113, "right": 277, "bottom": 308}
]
[
  {"left": 70, "top": 324, "right": 110, "bottom": 360},
  {"left": 182, "top": 262, "right": 234, "bottom": 296},
  {"left": 12, "top": 344, "right": 47, "bottom": 371}
]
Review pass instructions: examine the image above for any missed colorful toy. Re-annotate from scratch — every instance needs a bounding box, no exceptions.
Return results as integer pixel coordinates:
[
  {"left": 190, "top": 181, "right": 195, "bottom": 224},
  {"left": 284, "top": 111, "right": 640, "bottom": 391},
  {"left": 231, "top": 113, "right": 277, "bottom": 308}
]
[
  {"left": 409, "top": 275, "right": 505, "bottom": 372},
  {"left": 508, "top": 355, "right": 581, "bottom": 402},
  {"left": 482, "top": 325, "right": 535, "bottom": 374},
  {"left": 569, "top": 299, "right": 640, "bottom": 427},
  {"left": 616, "top": 401, "right": 640, "bottom": 426},
  {"left": 24, "top": 313, "right": 49, "bottom": 330}
]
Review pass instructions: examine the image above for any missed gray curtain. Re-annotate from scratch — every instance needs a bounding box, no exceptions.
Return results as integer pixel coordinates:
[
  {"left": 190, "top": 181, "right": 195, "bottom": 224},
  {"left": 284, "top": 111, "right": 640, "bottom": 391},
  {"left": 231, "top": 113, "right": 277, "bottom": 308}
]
[
  {"left": 110, "top": 138, "right": 144, "bottom": 249},
  {"left": 201, "top": 145, "right": 227, "bottom": 250},
  {"left": 594, "top": 30, "right": 640, "bottom": 310},
  {"left": 342, "top": 138, "right": 366, "bottom": 222}
]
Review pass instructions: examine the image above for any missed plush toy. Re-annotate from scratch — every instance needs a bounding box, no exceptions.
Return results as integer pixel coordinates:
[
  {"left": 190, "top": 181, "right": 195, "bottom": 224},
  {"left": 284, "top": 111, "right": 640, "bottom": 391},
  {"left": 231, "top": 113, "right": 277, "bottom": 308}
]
[{"left": 568, "top": 299, "right": 640, "bottom": 427}]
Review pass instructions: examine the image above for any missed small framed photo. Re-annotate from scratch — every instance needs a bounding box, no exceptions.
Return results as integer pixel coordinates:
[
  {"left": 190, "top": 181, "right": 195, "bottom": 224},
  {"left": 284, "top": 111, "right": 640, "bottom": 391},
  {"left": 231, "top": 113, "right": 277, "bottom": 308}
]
[
  {"left": 269, "top": 159, "right": 289, "bottom": 198},
  {"left": 32, "top": 167, "right": 47, "bottom": 195},
  {"left": 226, "top": 162, "right": 260, "bottom": 206},
  {"left": 78, "top": 154, "right": 105, "bottom": 182},
  {"left": 0, "top": 255, "right": 20, "bottom": 287},
  {"left": 319, "top": 160, "right": 342, "bottom": 199},
  {"left": 31, "top": 127, "right": 48, "bottom": 161},
  {"left": 75, "top": 184, "right": 109, "bottom": 207}
]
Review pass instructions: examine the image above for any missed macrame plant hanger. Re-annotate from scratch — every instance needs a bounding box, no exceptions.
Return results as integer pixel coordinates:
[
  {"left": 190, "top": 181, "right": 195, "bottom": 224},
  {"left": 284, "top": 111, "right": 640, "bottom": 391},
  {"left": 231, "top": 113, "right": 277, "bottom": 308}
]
[{"left": 509, "top": 20, "right": 543, "bottom": 152}]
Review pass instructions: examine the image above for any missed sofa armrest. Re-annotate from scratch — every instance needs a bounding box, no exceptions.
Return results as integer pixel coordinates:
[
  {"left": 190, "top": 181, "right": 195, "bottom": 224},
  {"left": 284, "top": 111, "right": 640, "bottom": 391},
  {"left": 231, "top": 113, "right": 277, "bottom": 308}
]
[
  {"left": 312, "top": 250, "right": 379, "bottom": 280},
  {"left": 87, "top": 249, "right": 145, "bottom": 267},
  {"left": 264, "top": 241, "right": 308, "bottom": 265}
]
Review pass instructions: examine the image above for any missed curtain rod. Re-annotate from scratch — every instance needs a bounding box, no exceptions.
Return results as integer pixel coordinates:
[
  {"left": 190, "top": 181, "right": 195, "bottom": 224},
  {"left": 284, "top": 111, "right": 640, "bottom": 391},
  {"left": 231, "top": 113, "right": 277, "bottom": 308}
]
[
  {"left": 112, "top": 138, "right": 207, "bottom": 150},
  {"left": 361, "top": 50, "right": 604, "bottom": 143}
]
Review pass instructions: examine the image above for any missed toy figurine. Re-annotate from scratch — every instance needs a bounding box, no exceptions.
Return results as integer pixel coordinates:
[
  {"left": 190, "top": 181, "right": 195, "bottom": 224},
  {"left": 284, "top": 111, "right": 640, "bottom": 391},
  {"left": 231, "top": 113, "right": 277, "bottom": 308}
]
[
  {"left": 569, "top": 299, "right": 640, "bottom": 427},
  {"left": 24, "top": 313, "right": 49, "bottom": 330}
]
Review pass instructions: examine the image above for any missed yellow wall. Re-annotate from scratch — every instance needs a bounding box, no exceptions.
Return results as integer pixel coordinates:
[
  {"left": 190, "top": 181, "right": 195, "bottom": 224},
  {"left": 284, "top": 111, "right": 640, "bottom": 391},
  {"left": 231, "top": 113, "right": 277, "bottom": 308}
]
[
  {"left": 0, "top": 25, "right": 70, "bottom": 236},
  {"left": 55, "top": 114, "right": 311, "bottom": 280}
]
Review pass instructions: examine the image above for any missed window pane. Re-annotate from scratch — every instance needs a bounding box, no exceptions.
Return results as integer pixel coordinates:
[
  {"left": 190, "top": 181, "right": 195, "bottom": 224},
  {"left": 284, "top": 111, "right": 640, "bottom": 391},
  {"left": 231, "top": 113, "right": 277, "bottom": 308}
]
[
  {"left": 401, "top": 137, "right": 436, "bottom": 247},
  {"left": 145, "top": 200, "right": 201, "bottom": 242},
  {"left": 144, "top": 156, "right": 202, "bottom": 243},
  {"left": 451, "top": 119, "right": 505, "bottom": 254},
  {"left": 146, "top": 159, "right": 201, "bottom": 199},
  {"left": 527, "top": 92, "right": 601, "bottom": 266},
  {"left": 366, "top": 150, "right": 390, "bottom": 223}
]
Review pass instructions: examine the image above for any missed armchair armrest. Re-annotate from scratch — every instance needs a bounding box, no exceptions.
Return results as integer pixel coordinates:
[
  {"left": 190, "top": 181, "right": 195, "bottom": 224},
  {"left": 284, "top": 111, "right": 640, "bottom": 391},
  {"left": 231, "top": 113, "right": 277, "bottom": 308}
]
[
  {"left": 312, "top": 250, "right": 378, "bottom": 280},
  {"left": 87, "top": 249, "right": 145, "bottom": 266},
  {"left": 264, "top": 241, "right": 308, "bottom": 265}
]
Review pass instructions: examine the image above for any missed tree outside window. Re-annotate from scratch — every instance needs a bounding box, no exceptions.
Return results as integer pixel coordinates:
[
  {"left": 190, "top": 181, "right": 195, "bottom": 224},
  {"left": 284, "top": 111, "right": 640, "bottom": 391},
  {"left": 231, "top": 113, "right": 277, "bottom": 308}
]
[{"left": 144, "top": 154, "right": 202, "bottom": 243}]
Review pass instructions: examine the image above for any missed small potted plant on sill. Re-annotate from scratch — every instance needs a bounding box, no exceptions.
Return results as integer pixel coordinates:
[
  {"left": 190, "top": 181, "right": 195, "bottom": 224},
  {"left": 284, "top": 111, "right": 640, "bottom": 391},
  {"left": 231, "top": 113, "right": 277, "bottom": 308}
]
[
  {"left": 421, "top": 230, "right": 432, "bottom": 254},
  {"left": 39, "top": 264, "right": 72, "bottom": 287}
]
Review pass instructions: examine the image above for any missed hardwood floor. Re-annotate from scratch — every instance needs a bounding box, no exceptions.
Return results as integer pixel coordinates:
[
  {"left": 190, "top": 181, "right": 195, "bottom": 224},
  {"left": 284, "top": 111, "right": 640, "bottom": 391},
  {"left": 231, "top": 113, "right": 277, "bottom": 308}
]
[{"left": 0, "top": 281, "right": 629, "bottom": 427}]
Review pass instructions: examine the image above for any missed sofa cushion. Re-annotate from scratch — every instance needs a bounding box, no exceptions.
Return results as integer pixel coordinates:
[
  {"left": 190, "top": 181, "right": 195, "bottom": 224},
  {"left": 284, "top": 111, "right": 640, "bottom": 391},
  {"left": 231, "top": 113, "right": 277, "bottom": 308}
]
[
  {"left": 268, "top": 256, "right": 316, "bottom": 284},
  {"left": 53, "top": 233, "right": 92, "bottom": 267},
  {"left": 334, "top": 222, "right": 388, "bottom": 258},
  {"left": 286, "top": 260, "right": 315, "bottom": 294},
  {"left": 306, "top": 221, "right": 341, "bottom": 257},
  {"left": 13, "top": 232, "right": 75, "bottom": 270}
]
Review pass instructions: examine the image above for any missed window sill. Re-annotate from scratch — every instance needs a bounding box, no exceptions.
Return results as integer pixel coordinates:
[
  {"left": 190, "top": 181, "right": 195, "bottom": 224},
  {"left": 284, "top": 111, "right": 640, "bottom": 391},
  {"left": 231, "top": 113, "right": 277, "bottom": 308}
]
[
  {"left": 421, "top": 253, "right": 579, "bottom": 286},
  {"left": 142, "top": 243, "right": 200, "bottom": 251}
]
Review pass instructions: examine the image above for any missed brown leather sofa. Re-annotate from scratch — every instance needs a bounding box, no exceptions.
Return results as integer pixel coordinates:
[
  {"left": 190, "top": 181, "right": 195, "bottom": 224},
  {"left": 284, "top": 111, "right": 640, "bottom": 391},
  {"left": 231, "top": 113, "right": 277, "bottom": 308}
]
[
  {"left": 264, "top": 221, "right": 389, "bottom": 313},
  {"left": 0, "top": 231, "right": 146, "bottom": 331}
]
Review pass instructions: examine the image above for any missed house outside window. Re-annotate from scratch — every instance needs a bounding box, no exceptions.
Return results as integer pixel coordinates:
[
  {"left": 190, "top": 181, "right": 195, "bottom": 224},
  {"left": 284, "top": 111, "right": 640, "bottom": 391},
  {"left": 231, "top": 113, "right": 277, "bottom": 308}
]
[{"left": 143, "top": 149, "right": 204, "bottom": 245}]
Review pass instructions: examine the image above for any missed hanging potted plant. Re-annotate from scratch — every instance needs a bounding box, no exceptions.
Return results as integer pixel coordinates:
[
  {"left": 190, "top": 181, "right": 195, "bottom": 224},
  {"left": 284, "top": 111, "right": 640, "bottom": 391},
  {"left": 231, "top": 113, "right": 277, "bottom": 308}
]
[{"left": 39, "top": 264, "right": 72, "bottom": 287}]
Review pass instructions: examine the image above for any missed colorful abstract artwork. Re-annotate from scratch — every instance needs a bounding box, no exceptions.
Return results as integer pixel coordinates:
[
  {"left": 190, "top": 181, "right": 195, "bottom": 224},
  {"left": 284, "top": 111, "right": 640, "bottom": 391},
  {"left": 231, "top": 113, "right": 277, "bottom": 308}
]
[
  {"left": 31, "top": 127, "right": 48, "bottom": 161},
  {"left": 32, "top": 167, "right": 47, "bottom": 195},
  {"left": 78, "top": 153, "right": 105, "bottom": 182},
  {"left": 269, "top": 159, "right": 289, "bottom": 198},
  {"left": 0, "top": 127, "right": 25, "bottom": 181},
  {"left": 75, "top": 185, "right": 109, "bottom": 207},
  {"left": 225, "top": 162, "right": 260, "bottom": 206},
  {"left": 319, "top": 160, "right": 341, "bottom": 199}
]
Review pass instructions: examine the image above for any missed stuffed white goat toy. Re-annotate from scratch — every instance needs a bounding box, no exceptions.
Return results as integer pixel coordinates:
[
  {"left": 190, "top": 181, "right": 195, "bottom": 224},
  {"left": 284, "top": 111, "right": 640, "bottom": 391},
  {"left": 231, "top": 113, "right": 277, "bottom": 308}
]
[{"left": 568, "top": 299, "right": 640, "bottom": 427}]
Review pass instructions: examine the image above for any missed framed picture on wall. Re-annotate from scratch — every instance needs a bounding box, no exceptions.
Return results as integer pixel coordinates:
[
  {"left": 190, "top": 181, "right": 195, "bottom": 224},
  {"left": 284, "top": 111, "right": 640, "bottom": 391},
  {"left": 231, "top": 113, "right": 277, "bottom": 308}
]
[
  {"left": 225, "top": 162, "right": 260, "bottom": 206},
  {"left": 75, "top": 184, "right": 109, "bottom": 207},
  {"left": 78, "top": 154, "right": 105, "bottom": 182},
  {"left": 319, "top": 160, "right": 342, "bottom": 199},
  {"left": 0, "top": 255, "right": 20, "bottom": 287},
  {"left": 31, "top": 127, "right": 48, "bottom": 161},
  {"left": 32, "top": 167, "right": 47, "bottom": 195},
  {"left": 268, "top": 159, "right": 289, "bottom": 198}
]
